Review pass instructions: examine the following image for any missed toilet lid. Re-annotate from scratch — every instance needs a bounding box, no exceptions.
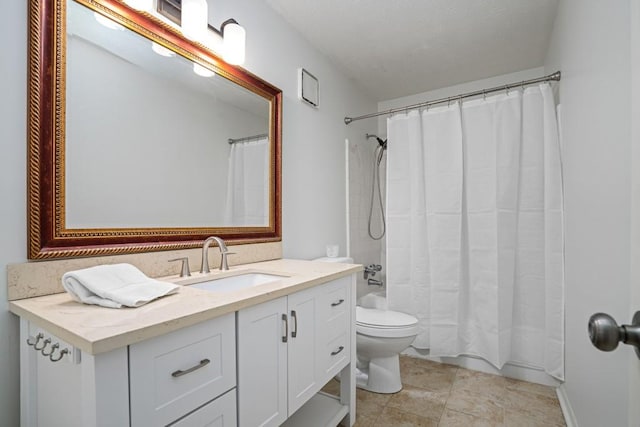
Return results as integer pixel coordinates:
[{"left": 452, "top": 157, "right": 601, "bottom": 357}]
[{"left": 356, "top": 307, "right": 417, "bottom": 328}]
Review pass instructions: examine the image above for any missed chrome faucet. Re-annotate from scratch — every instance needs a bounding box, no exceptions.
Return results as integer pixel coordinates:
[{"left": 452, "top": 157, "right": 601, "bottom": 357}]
[{"left": 200, "top": 236, "right": 233, "bottom": 273}]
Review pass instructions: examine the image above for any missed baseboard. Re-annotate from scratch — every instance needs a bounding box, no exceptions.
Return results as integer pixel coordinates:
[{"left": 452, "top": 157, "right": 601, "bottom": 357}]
[{"left": 556, "top": 384, "right": 578, "bottom": 427}]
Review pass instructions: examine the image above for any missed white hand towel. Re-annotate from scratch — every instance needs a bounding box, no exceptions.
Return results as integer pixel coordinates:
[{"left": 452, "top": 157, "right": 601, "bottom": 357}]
[{"left": 62, "top": 263, "right": 179, "bottom": 308}]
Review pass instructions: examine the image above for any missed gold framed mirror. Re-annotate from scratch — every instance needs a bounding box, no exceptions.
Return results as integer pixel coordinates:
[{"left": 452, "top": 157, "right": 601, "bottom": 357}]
[{"left": 27, "top": 0, "right": 282, "bottom": 259}]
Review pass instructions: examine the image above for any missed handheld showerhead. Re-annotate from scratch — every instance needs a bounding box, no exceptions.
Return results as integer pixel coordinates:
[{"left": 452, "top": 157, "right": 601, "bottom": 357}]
[{"left": 366, "top": 133, "right": 387, "bottom": 149}]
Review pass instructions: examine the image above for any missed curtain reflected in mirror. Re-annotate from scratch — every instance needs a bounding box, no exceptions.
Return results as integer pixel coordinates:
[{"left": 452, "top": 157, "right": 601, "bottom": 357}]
[{"left": 225, "top": 136, "right": 269, "bottom": 226}]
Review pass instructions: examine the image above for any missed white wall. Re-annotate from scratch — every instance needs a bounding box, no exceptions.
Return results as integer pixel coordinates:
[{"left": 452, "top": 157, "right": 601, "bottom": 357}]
[
  {"left": 0, "top": 1, "right": 375, "bottom": 425},
  {"left": 0, "top": 1, "right": 26, "bottom": 425},
  {"left": 544, "top": 1, "right": 632, "bottom": 426},
  {"left": 630, "top": 2, "right": 640, "bottom": 424}
]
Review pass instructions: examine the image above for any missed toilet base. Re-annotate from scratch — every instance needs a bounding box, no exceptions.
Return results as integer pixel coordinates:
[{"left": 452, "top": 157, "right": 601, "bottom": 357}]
[{"left": 355, "top": 354, "right": 402, "bottom": 394}]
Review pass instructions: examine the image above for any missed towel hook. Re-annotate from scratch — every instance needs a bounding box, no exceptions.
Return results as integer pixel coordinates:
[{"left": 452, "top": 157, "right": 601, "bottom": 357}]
[
  {"left": 34, "top": 337, "right": 50, "bottom": 351},
  {"left": 50, "top": 347, "right": 70, "bottom": 363},
  {"left": 27, "top": 332, "right": 44, "bottom": 347},
  {"left": 42, "top": 342, "right": 59, "bottom": 357}
]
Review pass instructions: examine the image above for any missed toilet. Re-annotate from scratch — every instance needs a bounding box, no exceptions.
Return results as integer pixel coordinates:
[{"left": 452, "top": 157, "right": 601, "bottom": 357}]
[{"left": 313, "top": 256, "right": 419, "bottom": 394}]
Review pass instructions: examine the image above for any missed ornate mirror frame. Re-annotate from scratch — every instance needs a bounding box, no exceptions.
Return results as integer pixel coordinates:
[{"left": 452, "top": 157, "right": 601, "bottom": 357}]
[{"left": 27, "top": 0, "right": 282, "bottom": 259}]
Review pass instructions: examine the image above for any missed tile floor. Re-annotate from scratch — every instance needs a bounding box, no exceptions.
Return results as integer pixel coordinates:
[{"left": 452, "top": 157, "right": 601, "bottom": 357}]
[{"left": 323, "top": 356, "right": 566, "bottom": 427}]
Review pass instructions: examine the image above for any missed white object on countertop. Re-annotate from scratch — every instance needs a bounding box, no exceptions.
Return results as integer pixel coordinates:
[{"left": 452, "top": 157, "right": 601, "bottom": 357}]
[
  {"left": 62, "top": 263, "right": 179, "bottom": 308},
  {"left": 325, "top": 244, "right": 340, "bottom": 258},
  {"left": 313, "top": 256, "right": 353, "bottom": 263}
]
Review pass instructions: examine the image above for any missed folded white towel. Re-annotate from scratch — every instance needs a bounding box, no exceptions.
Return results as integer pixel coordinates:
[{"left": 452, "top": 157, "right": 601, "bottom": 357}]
[{"left": 62, "top": 263, "right": 179, "bottom": 308}]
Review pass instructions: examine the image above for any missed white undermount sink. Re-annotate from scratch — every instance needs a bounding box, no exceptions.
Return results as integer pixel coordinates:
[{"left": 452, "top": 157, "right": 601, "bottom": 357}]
[{"left": 189, "top": 272, "right": 286, "bottom": 293}]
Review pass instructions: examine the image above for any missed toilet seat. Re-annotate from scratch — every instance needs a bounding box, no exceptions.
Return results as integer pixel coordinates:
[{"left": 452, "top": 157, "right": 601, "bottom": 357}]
[{"left": 356, "top": 307, "right": 419, "bottom": 338}]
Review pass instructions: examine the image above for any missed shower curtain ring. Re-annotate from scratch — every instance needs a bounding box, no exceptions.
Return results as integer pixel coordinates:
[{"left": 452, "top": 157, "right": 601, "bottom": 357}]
[
  {"left": 483, "top": 90, "right": 486, "bottom": 100},
  {"left": 447, "top": 97, "right": 451, "bottom": 107},
  {"left": 521, "top": 80, "right": 525, "bottom": 91},
  {"left": 504, "top": 84, "right": 509, "bottom": 95}
]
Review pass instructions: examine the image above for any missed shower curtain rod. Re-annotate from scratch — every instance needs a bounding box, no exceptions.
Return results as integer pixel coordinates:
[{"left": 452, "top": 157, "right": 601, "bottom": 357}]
[
  {"left": 344, "top": 71, "right": 561, "bottom": 125},
  {"left": 228, "top": 133, "right": 269, "bottom": 144}
]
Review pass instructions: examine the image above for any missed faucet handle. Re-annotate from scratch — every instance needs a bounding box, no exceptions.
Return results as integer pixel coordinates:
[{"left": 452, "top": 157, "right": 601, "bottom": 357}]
[
  {"left": 169, "top": 257, "right": 191, "bottom": 278},
  {"left": 219, "top": 252, "right": 236, "bottom": 271}
]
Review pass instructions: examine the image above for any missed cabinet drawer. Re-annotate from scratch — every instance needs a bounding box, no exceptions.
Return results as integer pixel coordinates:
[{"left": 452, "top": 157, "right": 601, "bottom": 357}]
[
  {"left": 321, "top": 332, "right": 350, "bottom": 378},
  {"left": 169, "top": 389, "right": 237, "bottom": 427},
  {"left": 130, "top": 313, "right": 236, "bottom": 426},
  {"left": 318, "top": 277, "right": 351, "bottom": 342}
]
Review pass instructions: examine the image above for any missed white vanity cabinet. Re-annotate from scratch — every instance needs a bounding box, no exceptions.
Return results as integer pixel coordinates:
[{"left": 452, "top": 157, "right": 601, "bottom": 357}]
[
  {"left": 237, "top": 276, "right": 354, "bottom": 427},
  {"left": 16, "top": 269, "right": 357, "bottom": 427},
  {"left": 20, "top": 314, "right": 237, "bottom": 427}
]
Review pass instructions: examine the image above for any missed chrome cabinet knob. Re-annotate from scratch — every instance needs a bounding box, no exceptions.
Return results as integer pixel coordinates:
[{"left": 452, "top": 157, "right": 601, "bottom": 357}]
[{"left": 588, "top": 311, "right": 640, "bottom": 359}]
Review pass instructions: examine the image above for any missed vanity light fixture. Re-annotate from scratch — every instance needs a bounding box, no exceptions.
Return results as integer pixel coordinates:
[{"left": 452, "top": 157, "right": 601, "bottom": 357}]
[
  {"left": 151, "top": 42, "right": 176, "bottom": 57},
  {"left": 94, "top": 12, "right": 124, "bottom": 30},
  {"left": 193, "top": 63, "right": 215, "bottom": 77},
  {"left": 220, "top": 19, "right": 246, "bottom": 65},
  {"left": 122, "top": 0, "right": 153, "bottom": 11},
  {"left": 156, "top": 0, "right": 246, "bottom": 65},
  {"left": 181, "top": 0, "right": 208, "bottom": 42}
]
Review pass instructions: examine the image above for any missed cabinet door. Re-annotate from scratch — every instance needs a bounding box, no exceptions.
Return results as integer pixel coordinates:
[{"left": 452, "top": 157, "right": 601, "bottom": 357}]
[
  {"left": 237, "top": 297, "right": 288, "bottom": 427},
  {"left": 287, "top": 286, "right": 319, "bottom": 415}
]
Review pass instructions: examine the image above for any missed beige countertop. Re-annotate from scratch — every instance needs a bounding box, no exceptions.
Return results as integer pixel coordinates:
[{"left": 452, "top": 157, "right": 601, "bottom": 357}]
[{"left": 9, "top": 259, "right": 362, "bottom": 355}]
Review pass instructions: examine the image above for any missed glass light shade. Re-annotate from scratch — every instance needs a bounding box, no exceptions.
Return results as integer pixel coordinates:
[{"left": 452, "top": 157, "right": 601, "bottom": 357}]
[
  {"left": 182, "top": 0, "right": 208, "bottom": 42},
  {"left": 193, "top": 63, "right": 215, "bottom": 78},
  {"left": 223, "top": 23, "right": 246, "bottom": 65},
  {"left": 151, "top": 42, "right": 175, "bottom": 57},
  {"left": 123, "top": 0, "right": 153, "bottom": 11},
  {"left": 94, "top": 12, "right": 124, "bottom": 31}
]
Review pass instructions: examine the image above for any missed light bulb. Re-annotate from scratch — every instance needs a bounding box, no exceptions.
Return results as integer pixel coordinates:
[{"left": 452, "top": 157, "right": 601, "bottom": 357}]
[
  {"left": 182, "top": 0, "right": 208, "bottom": 42},
  {"left": 223, "top": 22, "right": 245, "bottom": 65},
  {"left": 193, "top": 63, "right": 215, "bottom": 78},
  {"left": 94, "top": 12, "right": 124, "bottom": 31},
  {"left": 123, "top": 0, "right": 152, "bottom": 11},
  {"left": 152, "top": 42, "right": 175, "bottom": 57}
]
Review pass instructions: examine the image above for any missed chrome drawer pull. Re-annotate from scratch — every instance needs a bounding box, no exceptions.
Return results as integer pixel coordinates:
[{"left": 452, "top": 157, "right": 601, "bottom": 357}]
[
  {"left": 282, "top": 314, "right": 289, "bottom": 342},
  {"left": 27, "top": 333, "right": 44, "bottom": 347},
  {"left": 171, "top": 359, "right": 210, "bottom": 378},
  {"left": 331, "top": 299, "right": 345, "bottom": 307},
  {"left": 291, "top": 310, "right": 298, "bottom": 338},
  {"left": 331, "top": 346, "right": 345, "bottom": 356}
]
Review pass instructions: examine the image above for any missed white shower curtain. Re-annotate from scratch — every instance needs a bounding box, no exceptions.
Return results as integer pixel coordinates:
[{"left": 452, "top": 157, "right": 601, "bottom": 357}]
[
  {"left": 386, "top": 83, "right": 564, "bottom": 379},
  {"left": 224, "top": 137, "right": 270, "bottom": 226}
]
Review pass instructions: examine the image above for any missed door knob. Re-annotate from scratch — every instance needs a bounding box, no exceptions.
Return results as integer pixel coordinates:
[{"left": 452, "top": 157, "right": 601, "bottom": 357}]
[{"left": 588, "top": 311, "right": 640, "bottom": 359}]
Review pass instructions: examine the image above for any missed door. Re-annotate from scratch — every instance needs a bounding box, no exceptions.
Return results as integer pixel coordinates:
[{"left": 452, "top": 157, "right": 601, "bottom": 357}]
[
  {"left": 237, "top": 297, "right": 288, "bottom": 427},
  {"left": 630, "top": 2, "right": 640, "bottom": 425},
  {"left": 287, "top": 286, "right": 319, "bottom": 415}
]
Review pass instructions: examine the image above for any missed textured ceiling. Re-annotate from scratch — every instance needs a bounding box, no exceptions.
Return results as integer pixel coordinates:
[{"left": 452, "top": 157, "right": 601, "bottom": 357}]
[{"left": 266, "top": 0, "right": 559, "bottom": 101}]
